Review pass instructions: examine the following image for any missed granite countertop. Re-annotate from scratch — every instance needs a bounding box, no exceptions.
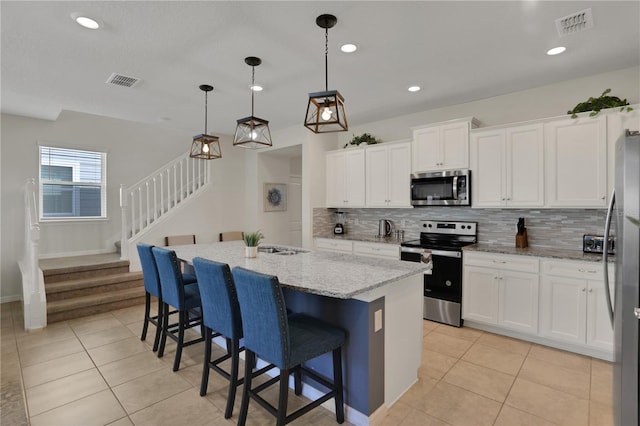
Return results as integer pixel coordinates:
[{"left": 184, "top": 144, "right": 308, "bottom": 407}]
[
  {"left": 314, "top": 233, "right": 410, "bottom": 245},
  {"left": 170, "top": 241, "right": 430, "bottom": 299},
  {"left": 464, "top": 243, "right": 613, "bottom": 263}
]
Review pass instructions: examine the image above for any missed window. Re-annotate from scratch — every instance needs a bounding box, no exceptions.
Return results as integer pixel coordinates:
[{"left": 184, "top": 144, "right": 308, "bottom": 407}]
[{"left": 39, "top": 146, "right": 106, "bottom": 220}]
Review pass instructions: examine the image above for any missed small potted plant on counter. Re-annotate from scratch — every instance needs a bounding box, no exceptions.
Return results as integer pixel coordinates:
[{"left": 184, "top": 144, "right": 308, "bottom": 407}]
[{"left": 243, "top": 230, "right": 264, "bottom": 258}]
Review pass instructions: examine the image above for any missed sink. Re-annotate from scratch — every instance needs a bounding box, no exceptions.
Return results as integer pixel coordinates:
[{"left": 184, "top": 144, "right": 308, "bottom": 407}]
[{"left": 257, "top": 246, "right": 308, "bottom": 255}]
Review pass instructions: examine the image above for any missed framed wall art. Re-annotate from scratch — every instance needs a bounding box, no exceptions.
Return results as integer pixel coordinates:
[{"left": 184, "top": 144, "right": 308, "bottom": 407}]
[{"left": 264, "top": 183, "right": 287, "bottom": 212}]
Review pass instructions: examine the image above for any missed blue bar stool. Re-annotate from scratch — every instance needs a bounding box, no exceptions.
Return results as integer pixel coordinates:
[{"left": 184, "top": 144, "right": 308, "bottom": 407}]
[
  {"left": 232, "top": 267, "right": 345, "bottom": 426},
  {"left": 136, "top": 243, "right": 197, "bottom": 352},
  {"left": 152, "top": 247, "right": 204, "bottom": 371},
  {"left": 192, "top": 257, "right": 275, "bottom": 419}
]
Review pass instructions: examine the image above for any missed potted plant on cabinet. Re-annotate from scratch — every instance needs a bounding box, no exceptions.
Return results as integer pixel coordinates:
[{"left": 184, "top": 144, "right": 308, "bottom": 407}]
[
  {"left": 344, "top": 132, "right": 381, "bottom": 148},
  {"left": 243, "top": 231, "right": 263, "bottom": 258},
  {"left": 567, "top": 88, "right": 633, "bottom": 118}
]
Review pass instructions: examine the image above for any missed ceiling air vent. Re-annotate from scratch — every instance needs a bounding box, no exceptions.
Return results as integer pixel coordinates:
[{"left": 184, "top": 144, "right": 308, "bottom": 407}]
[
  {"left": 555, "top": 8, "right": 594, "bottom": 37},
  {"left": 106, "top": 73, "right": 140, "bottom": 88}
]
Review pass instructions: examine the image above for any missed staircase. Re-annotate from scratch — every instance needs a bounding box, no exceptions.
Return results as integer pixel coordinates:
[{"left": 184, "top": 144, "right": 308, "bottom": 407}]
[{"left": 41, "top": 254, "right": 145, "bottom": 323}]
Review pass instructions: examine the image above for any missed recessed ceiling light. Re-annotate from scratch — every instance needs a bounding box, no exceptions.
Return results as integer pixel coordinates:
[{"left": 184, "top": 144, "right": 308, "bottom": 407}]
[
  {"left": 340, "top": 43, "right": 357, "bottom": 53},
  {"left": 408, "top": 86, "right": 421, "bottom": 92},
  {"left": 71, "top": 13, "right": 101, "bottom": 29},
  {"left": 250, "top": 85, "right": 263, "bottom": 92},
  {"left": 546, "top": 46, "right": 566, "bottom": 56}
]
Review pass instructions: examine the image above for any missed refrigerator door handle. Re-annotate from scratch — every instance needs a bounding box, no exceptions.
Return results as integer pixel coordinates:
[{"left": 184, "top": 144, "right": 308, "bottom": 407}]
[{"left": 603, "top": 190, "right": 615, "bottom": 326}]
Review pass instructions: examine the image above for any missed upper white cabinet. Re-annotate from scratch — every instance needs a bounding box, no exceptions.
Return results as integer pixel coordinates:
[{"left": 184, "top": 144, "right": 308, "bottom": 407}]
[
  {"left": 606, "top": 107, "right": 640, "bottom": 200},
  {"left": 412, "top": 118, "right": 479, "bottom": 172},
  {"left": 326, "top": 149, "right": 365, "bottom": 208},
  {"left": 366, "top": 142, "right": 411, "bottom": 208},
  {"left": 544, "top": 115, "right": 607, "bottom": 207},
  {"left": 470, "top": 123, "right": 544, "bottom": 208}
]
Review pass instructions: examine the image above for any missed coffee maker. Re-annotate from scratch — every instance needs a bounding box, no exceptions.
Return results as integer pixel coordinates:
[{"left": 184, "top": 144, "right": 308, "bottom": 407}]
[{"left": 334, "top": 211, "right": 346, "bottom": 235}]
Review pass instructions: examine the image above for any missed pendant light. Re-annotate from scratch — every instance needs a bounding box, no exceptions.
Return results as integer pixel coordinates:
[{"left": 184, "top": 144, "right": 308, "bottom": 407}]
[
  {"left": 234, "top": 57, "right": 273, "bottom": 148},
  {"left": 190, "top": 84, "right": 222, "bottom": 160},
  {"left": 304, "top": 14, "right": 348, "bottom": 134}
]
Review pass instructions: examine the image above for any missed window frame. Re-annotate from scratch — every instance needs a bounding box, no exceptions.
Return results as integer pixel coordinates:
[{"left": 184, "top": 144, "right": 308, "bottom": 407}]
[{"left": 38, "top": 145, "right": 107, "bottom": 221}]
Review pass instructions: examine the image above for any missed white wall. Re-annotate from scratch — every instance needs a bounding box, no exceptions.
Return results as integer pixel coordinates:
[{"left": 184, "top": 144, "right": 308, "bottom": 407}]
[
  {"left": 1, "top": 111, "right": 246, "bottom": 300},
  {"left": 337, "top": 66, "right": 640, "bottom": 147}
]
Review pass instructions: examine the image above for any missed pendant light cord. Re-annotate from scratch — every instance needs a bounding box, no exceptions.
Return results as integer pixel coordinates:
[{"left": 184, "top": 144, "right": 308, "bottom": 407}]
[
  {"left": 251, "top": 65, "right": 255, "bottom": 116},
  {"left": 324, "top": 27, "right": 329, "bottom": 92},
  {"left": 203, "top": 91, "right": 208, "bottom": 135}
]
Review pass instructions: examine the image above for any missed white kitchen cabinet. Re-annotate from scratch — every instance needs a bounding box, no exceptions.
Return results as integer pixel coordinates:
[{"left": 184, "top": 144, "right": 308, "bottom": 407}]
[
  {"left": 463, "top": 252, "right": 539, "bottom": 334},
  {"left": 540, "top": 259, "right": 614, "bottom": 352},
  {"left": 325, "top": 149, "right": 365, "bottom": 208},
  {"left": 412, "top": 118, "right": 479, "bottom": 172},
  {"left": 366, "top": 142, "right": 411, "bottom": 208},
  {"left": 471, "top": 123, "right": 544, "bottom": 208},
  {"left": 353, "top": 241, "right": 400, "bottom": 259},
  {"left": 314, "top": 238, "right": 353, "bottom": 254},
  {"left": 544, "top": 115, "right": 607, "bottom": 207}
]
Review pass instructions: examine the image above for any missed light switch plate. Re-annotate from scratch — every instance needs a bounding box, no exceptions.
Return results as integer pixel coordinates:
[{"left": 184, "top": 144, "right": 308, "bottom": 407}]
[{"left": 374, "top": 309, "right": 383, "bottom": 332}]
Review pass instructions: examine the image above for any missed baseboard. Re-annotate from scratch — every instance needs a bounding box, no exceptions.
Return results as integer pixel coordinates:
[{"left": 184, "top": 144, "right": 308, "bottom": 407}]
[
  {"left": 464, "top": 320, "right": 615, "bottom": 362},
  {"left": 1, "top": 295, "right": 22, "bottom": 304},
  {"left": 39, "top": 248, "right": 118, "bottom": 259}
]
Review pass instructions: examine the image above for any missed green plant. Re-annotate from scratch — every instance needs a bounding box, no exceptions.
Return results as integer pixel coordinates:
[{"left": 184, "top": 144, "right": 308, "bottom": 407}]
[
  {"left": 243, "top": 231, "right": 264, "bottom": 247},
  {"left": 344, "top": 132, "right": 381, "bottom": 148},
  {"left": 568, "top": 88, "right": 633, "bottom": 118}
]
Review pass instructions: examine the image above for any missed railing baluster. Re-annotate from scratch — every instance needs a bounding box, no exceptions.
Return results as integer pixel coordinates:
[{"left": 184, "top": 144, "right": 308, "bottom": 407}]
[
  {"left": 179, "top": 160, "right": 184, "bottom": 202},
  {"left": 153, "top": 177, "right": 158, "bottom": 222},
  {"left": 130, "top": 192, "right": 135, "bottom": 236},
  {"left": 145, "top": 181, "right": 150, "bottom": 228},
  {"left": 138, "top": 187, "right": 143, "bottom": 235}
]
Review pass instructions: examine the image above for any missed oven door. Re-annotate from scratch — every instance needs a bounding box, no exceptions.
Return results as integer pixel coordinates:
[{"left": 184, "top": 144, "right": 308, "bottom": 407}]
[{"left": 424, "top": 249, "right": 463, "bottom": 303}]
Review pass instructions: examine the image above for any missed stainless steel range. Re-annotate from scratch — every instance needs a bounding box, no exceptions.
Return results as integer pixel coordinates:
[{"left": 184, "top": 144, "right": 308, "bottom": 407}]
[{"left": 400, "top": 220, "right": 477, "bottom": 327}]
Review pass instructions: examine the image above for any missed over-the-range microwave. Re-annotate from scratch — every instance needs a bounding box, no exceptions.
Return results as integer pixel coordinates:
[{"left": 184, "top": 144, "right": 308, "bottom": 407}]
[{"left": 410, "top": 169, "right": 470, "bottom": 206}]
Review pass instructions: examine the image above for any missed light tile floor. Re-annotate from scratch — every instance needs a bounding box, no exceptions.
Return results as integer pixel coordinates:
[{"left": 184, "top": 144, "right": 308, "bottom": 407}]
[{"left": 1, "top": 302, "right": 613, "bottom": 426}]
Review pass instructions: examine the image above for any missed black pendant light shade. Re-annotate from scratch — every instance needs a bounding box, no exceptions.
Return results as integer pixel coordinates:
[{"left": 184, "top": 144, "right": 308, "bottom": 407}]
[
  {"left": 190, "top": 84, "right": 222, "bottom": 160},
  {"left": 234, "top": 56, "right": 273, "bottom": 148},
  {"left": 304, "top": 14, "right": 348, "bottom": 134}
]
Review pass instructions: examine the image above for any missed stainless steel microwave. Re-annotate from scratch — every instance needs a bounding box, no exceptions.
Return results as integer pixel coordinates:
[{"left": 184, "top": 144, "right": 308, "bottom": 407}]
[{"left": 410, "top": 169, "right": 470, "bottom": 206}]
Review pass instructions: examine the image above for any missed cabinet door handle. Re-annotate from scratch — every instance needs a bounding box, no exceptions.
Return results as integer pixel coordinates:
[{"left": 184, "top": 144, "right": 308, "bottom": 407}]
[
  {"left": 601, "top": 196, "right": 606, "bottom": 200},
  {"left": 492, "top": 260, "right": 507, "bottom": 264},
  {"left": 578, "top": 268, "right": 597, "bottom": 274},
  {"left": 581, "top": 288, "right": 586, "bottom": 292},
  {"left": 589, "top": 288, "right": 593, "bottom": 293}
]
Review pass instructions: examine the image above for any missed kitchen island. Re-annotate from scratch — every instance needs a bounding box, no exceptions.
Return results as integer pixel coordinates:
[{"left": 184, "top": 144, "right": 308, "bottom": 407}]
[{"left": 171, "top": 241, "right": 430, "bottom": 425}]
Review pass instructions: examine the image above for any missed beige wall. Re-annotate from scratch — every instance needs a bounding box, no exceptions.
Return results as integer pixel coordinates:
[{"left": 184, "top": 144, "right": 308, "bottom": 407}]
[{"left": 0, "top": 111, "right": 247, "bottom": 300}]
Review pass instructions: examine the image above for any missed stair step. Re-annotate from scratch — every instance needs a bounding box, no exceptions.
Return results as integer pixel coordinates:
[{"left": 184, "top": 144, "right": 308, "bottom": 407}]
[
  {"left": 46, "top": 272, "right": 143, "bottom": 301},
  {"left": 47, "top": 287, "right": 146, "bottom": 323},
  {"left": 41, "top": 256, "right": 130, "bottom": 284}
]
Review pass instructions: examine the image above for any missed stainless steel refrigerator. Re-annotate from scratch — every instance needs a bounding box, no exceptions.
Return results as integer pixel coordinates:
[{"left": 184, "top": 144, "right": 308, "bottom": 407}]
[{"left": 604, "top": 130, "right": 639, "bottom": 426}]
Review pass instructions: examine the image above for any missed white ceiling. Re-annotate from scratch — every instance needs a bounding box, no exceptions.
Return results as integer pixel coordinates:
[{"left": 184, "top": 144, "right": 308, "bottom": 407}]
[{"left": 2, "top": 1, "right": 639, "bottom": 136}]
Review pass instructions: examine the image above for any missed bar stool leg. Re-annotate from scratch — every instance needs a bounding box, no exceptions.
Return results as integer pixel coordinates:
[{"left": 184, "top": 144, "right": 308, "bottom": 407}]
[
  {"left": 173, "top": 310, "right": 186, "bottom": 371},
  {"left": 333, "top": 347, "right": 345, "bottom": 424},
  {"left": 294, "top": 367, "right": 302, "bottom": 395},
  {"left": 157, "top": 302, "right": 170, "bottom": 358},
  {"left": 276, "top": 368, "right": 289, "bottom": 426},
  {"left": 224, "top": 339, "right": 240, "bottom": 419},
  {"left": 141, "top": 292, "right": 151, "bottom": 342},
  {"left": 200, "top": 326, "right": 212, "bottom": 396},
  {"left": 152, "top": 298, "right": 163, "bottom": 352},
  {"left": 238, "top": 350, "right": 255, "bottom": 426}
]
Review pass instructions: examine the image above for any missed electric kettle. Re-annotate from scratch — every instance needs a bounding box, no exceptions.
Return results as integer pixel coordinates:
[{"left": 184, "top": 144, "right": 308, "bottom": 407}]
[{"left": 377, "top": 219, "right": 392, "bottom": 237}]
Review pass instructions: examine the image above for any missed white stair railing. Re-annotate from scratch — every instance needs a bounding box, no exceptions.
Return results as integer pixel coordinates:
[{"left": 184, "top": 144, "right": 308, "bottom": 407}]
[
  {"left": 120, "top": 152, "right": 210, "bottom": 259},
  {"left": 19, "top": 178, "right": 47, "bottom": 330}
]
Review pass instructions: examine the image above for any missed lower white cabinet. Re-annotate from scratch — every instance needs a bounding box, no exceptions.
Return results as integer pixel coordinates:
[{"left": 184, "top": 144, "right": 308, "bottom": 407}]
[
  {"left": 463, "top": 252, "right": 539, "bottom": 334},
  {"left": 315, "top": 238, "right": 399, "bottom": 260},
  {"left": 540, "top": 259, "right": 614, "bottom": 351},
  {"left": 353, "top": 241, "right": 400, "bottom": 259},
  {"left": 314, "top": 238, "right": 353, "bottom": 254}
]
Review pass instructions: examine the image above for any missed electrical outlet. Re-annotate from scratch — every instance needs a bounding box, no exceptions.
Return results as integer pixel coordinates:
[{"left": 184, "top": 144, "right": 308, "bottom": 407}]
[{"left": 374, "top": 309, "right": 383, "bottom": 332}]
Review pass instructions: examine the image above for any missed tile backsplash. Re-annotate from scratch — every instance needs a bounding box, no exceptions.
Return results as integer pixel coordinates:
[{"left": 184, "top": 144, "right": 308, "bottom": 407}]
[{"left": 314, "top": 207, "right": 613, "bottom": 251}]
